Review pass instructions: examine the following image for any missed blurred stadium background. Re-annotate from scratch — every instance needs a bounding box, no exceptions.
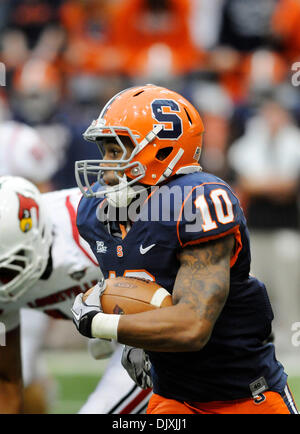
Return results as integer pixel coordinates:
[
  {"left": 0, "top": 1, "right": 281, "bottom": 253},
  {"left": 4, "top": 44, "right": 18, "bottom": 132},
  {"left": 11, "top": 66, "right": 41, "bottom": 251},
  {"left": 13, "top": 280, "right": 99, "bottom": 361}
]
[{"left": 0, "top": 0, "right": 299, "bottom": 413}]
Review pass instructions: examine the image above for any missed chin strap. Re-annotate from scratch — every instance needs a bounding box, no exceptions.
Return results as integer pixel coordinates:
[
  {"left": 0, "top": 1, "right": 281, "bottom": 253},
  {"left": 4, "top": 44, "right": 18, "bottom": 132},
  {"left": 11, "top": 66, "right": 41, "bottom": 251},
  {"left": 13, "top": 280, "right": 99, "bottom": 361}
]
[{"left": 105, "top": 175, "right": 137, "bottom": 208}]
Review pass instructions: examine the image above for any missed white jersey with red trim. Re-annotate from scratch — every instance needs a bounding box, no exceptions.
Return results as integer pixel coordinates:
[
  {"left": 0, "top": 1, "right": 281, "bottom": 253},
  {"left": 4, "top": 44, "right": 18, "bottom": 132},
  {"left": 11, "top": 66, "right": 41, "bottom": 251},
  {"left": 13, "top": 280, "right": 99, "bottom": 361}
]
[
  {"left": 0, "top": 186, "right": 151, "bottom": 414},
  {"left": 0, "top": 187, "right": 102, "bottom": 332}
]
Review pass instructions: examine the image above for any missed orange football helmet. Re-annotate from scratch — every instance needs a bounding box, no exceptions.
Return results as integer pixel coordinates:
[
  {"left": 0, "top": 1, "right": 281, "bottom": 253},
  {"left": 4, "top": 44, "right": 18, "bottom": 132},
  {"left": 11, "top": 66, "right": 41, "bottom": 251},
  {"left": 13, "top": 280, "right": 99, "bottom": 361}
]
[{"left": 75, "top": 84, "right": 204, "bottom": 198}]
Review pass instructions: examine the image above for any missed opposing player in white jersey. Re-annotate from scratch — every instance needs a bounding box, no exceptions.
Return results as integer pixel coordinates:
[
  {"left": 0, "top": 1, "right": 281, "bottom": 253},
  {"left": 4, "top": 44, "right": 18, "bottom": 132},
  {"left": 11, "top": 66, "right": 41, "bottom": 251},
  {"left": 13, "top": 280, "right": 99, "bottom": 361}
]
[
  {"left": 0, "top": 176, "right": 152, "bottom": 413},
  {"left": 0, "top": 119, "right": 61, "bottom": 411}
]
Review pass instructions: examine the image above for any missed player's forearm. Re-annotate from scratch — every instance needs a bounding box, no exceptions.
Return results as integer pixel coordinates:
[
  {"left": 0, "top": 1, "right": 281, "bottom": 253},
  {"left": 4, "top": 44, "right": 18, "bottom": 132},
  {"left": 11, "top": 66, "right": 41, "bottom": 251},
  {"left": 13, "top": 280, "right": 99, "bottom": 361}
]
[
  {"left": 78, "top": 238, "right": 232, "bottom": 350},
  {"left": 116, "top": 302, "right": 210, "bottom": 352},
  {"left": 92, "top": 238, "right": 232, "bottom": 351},
  {"left": 0, "top": 379, "right": 23, "bottom": 413}
]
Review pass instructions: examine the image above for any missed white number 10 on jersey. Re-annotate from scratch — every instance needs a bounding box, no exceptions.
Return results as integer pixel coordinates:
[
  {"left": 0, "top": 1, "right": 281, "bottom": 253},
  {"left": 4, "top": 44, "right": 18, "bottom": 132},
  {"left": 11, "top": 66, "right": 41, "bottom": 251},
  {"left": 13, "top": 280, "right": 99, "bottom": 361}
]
[{"left": 195, "top": 188, "right": 234, "bottom": 232}]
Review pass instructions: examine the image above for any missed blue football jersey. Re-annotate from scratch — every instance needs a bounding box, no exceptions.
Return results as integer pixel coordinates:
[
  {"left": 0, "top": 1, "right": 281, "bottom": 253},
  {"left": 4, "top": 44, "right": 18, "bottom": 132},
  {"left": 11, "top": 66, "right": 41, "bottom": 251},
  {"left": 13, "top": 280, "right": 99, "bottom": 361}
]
[{"left": 77, "top": 172, "right": 287, "bottom": 402}]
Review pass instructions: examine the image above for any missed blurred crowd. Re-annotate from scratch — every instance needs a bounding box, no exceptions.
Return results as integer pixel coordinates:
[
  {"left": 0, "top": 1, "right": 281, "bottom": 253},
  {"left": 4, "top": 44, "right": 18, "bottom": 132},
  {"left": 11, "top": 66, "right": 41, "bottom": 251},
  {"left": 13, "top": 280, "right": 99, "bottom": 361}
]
[{"left": 0, "top": 0, "right": 299, "bottom": 360}]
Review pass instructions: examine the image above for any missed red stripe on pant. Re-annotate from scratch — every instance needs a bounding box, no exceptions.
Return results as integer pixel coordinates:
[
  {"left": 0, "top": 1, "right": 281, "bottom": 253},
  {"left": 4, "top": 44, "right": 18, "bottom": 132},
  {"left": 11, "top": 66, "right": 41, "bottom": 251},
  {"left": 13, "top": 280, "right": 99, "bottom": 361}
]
[{"left": 119, "top": 388, "right": 152, "bottom": 414}]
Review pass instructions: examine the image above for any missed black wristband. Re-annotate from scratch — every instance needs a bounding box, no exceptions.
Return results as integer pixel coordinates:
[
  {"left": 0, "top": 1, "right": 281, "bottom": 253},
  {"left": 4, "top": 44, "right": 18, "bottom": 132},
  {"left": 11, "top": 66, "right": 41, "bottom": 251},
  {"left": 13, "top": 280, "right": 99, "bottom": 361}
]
[{"left": 74, "top": 310, "right": 99, "bottom": 338}]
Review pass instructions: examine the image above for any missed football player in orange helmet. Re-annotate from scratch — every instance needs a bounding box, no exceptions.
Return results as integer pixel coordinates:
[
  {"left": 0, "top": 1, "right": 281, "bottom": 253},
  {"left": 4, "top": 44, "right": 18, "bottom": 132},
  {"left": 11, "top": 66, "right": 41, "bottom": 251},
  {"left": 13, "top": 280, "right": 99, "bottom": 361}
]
[
  {"left": 72, "top": 84, "right": 298, "bottom": 414},
  {"left": 75, "top": 84, "right": 204, "bottom": 202}
]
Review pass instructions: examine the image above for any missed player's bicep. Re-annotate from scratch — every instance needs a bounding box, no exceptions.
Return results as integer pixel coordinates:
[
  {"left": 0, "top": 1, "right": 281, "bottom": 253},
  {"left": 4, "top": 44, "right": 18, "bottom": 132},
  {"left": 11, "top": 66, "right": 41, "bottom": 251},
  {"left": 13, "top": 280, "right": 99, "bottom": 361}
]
[{"left": 173, "top": 235, "right": 234, "bottom": 334}]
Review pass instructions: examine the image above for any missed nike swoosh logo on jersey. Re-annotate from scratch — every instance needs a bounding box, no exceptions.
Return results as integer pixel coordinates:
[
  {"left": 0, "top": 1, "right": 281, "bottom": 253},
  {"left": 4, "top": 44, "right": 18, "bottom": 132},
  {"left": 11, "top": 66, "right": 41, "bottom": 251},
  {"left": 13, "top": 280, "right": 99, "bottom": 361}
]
[{"left": 140, "top": 244, "right": 156, "bottom": 254}]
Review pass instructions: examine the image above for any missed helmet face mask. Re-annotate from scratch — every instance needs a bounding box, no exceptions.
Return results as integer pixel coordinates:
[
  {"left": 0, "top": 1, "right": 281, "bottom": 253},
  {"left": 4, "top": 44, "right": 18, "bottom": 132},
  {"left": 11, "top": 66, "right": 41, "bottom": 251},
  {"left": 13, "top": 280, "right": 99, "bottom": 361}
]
[
  {"left": 0, "top": 176, "right": 52, "bottom": 303},
  {"left": 75, "top": 126, "right": 146, "bottom": 199},
  {"left": 75, "top": 84, "right": 204, "bottom": 201},
  {"left": 0, "top": 246, "right": 42, "bottom": 301}
]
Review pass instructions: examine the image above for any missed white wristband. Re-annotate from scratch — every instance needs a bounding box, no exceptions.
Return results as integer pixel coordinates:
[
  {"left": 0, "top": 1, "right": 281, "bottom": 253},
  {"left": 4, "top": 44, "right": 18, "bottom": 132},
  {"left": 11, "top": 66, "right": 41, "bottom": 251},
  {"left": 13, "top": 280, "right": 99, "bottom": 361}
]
[{"left": 91, "top": 313, "right": 120, "bottom": 340}]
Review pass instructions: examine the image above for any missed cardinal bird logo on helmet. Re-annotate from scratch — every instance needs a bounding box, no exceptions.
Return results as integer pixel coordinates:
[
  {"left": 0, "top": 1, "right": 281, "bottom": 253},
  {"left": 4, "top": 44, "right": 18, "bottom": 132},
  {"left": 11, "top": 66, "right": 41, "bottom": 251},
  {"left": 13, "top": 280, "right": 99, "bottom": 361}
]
[{"left": 17, "top": 193, "right": 40, "bottom": 233}]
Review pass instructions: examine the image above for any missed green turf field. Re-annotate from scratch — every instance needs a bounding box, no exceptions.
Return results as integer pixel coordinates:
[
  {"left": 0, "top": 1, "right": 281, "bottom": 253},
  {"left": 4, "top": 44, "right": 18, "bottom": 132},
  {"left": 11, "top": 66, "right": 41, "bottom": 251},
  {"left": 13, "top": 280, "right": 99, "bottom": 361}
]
[
  {"left": 50, "top": 374, "right": 100, "bottom": 414},
  {"left": 44, "top": 350, "right": 300, "bottom": 414},
  {"left": 44, "top": 350, "right": 109, "bottom": 414},
  {"left": 49, "top": 373, "right": 300, "bottom": 414}
]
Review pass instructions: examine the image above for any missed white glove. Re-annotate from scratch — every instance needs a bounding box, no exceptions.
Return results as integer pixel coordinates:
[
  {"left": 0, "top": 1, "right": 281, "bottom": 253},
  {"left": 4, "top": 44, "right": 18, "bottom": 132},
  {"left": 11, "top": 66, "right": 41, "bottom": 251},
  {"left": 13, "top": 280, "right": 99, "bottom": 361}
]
[{"left": 71, "top": 281, "right": 105, "bottom": 338}]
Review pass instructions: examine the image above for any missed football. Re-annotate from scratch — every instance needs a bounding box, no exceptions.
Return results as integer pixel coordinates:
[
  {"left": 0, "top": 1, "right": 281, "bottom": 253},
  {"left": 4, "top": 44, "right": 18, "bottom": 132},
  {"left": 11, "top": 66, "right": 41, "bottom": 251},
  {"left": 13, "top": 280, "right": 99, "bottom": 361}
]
[{"left": 83, "top": 276, "right": 173, "bottom": 314}]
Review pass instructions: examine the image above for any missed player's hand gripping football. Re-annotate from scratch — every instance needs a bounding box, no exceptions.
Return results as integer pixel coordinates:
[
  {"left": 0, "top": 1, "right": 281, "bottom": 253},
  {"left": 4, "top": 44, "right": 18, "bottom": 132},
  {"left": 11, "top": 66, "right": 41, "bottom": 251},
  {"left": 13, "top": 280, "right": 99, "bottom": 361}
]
[
  {"left": 121, "top": 346, "right": 153, "bottom": 389},
  {"left": 71, "top": 279, "right": 105, "bottom": 338}
]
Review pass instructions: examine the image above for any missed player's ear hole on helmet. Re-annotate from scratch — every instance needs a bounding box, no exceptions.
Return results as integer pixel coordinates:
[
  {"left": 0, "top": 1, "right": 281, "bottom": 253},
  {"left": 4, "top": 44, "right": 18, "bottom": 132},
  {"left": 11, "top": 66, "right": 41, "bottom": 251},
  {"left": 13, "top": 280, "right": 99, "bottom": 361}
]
[{"left": 155, "top": 147, "right": 173, "bottom": 161}]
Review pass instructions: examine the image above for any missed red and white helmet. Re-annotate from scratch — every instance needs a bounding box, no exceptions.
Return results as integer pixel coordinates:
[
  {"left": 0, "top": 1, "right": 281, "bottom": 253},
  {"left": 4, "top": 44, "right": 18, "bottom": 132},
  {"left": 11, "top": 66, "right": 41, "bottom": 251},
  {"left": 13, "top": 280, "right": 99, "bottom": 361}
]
[
  {"left": 75, "top": 84, "right": 204, "bottom": 199},
  {"left": 0, "top": 176, "right": 52, "bottom": 302}
]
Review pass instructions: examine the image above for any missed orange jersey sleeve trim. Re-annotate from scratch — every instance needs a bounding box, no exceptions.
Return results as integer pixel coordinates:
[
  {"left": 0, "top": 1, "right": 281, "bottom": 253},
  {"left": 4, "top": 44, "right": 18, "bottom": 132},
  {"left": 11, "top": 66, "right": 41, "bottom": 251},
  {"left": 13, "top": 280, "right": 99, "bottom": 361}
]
[{"left": 181, "top": 225, "right": 242, "bottom": 268}]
